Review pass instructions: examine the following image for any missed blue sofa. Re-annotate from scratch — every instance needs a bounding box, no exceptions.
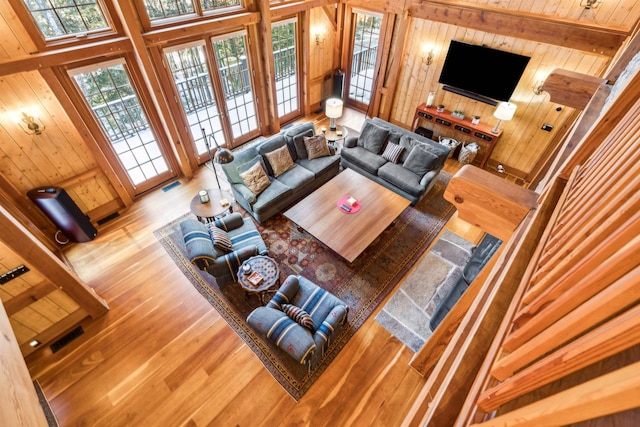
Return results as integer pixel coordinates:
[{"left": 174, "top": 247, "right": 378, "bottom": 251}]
[
  {"left": 246, "top": 275, "right": 349, "bottom": 370},
  {"left": 220, "top": 123, "right": 340, "bottom": 224},
  {"left": 340, "top": 118, "right": 450, "bottom": 205}
]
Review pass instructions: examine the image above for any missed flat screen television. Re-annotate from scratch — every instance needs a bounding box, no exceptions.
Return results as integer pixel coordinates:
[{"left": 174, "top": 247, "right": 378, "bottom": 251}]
[{"left": 438, "top": 40, "right": 530, "bottom": 104}]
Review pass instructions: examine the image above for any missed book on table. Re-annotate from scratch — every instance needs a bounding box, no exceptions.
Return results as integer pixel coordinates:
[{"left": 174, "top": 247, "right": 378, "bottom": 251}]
[{"left": 248, "top": 271, "right": 264, "bottom": 286}]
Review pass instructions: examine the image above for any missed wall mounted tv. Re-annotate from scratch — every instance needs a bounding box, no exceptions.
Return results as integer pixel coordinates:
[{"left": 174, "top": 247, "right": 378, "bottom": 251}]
[{"left": 438, "top": 40, "right": 531, "bottom": 106}]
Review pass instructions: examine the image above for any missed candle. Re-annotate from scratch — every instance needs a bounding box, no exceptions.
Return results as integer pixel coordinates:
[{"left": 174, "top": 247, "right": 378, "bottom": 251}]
[
  {"left": 198, "top": 190, "right": 209, "bottom": 203},
  {"left": 426, "top": 91, "right": 436, "bottom": 107}
]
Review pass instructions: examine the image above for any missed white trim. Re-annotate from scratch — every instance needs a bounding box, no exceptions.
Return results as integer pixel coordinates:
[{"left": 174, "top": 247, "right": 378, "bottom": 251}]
[
  {"left": 210, "top": 29, "right": 247, "bottom": 43},
  {"left": 163, "top": 39, "right": 206, "bottom": 54},
  {"left": 67, "top": 57, "right": 126, "bottom": 77},
  {"left": 272, "top": 17, "right": 297, "bottom": 28},
  {"left": 351, "top": 8, "right": 383, "bottom": 19}
]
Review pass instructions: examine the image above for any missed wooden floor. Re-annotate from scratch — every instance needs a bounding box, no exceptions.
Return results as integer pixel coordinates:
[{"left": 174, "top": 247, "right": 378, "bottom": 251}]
[{"left": 26, "top": 110, "right": 482, "bottom": 426}]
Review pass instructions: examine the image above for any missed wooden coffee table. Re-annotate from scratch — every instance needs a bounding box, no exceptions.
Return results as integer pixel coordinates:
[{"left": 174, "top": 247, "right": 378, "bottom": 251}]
[{"left": 284, "top": 169, "right": 411, "bottom": 262}]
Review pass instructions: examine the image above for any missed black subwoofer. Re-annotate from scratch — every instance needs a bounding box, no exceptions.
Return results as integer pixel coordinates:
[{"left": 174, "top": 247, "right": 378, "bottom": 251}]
[{"left": 28, "top": 187, "right": 97, "bottom": 243}]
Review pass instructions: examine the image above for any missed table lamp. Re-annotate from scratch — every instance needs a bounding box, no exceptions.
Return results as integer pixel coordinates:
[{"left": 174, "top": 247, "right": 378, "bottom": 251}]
[
  {"left": 491, "top": 102, "right": 517, "bottom": 134},
  {"left": 325, "top": 98, "right": 343, "bottom": 131}
]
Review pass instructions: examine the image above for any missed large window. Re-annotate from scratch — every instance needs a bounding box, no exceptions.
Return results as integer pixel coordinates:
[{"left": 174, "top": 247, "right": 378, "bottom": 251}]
[
  {"left": 271, "top": 18, "right": 299, "bottom": 121},
  {"left": 22, "top": 0, "right": 110, "bottom": 39},
  {"left": 69, "top": 59, "right": 172, "bottom": 191},
  {"left": 348, "top": 10, "right": 382, "bottom": 107},
  {"left": 165, "top": 41, "right": 224, "bottom": 159},
  {"left": 143, "top": 0, "right": 241, "bottom": 21}
]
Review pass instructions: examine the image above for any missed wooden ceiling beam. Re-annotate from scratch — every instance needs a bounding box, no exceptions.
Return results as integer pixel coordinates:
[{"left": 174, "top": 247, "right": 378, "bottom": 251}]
[
  {"left": 0, "top": 38, "right": 132, "bottom": 77},
  {"left": 408, "top": 1, "right": 628, "bottom": 57},
  {"left": 143, "top": 12, "right": 260, "bottom": 45}
]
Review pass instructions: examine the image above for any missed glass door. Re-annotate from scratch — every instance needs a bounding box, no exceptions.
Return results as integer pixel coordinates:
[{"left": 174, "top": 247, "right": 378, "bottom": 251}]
[
  {"left": 347, "top": 10, "right": 383, "bottom": 111},
  {"left": 164, "top": 41, "right": 225, "bottom": 164},
  {"left": 211, "top": 31, "right": 260, "bottom": 145},
  {"left": 271, "top": 18, "right": 300, "bottom": 123},
  {"left": 69, "top": 58, "right": 174, "bottom": 194}
]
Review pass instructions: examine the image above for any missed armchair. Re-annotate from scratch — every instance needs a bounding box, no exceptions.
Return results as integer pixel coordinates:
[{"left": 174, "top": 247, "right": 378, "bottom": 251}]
[
  {"left": 180, "top": 212, "right": 268, "bottom": 286},
  {"left": 246, "top": 275, "right": 349, "bottom": 370}
]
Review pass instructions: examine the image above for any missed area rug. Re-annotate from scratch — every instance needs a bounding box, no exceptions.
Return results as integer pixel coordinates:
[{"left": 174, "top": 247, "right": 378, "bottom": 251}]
[{"left": 154, "top": 171, "right": 454, "bottom": 400}]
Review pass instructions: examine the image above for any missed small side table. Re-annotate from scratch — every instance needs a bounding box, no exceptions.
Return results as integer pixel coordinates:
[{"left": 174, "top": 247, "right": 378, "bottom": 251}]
[
  {"left": 190, "top": 188, "right": 233, "bottom": 223},
  {"left": 237, "top": 256, "right": 280, "bottom": 305},
  {"left": 323, "top": 125, "right": 349, "bottom": 152}
]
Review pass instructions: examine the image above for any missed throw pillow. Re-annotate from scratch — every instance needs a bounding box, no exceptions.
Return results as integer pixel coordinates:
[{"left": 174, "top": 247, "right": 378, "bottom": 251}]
[
  {"left": 264, "top": 145, "right": 295, "bottom": 177},
  {"left": 239, "top": 161, "right": 271, "bottom": 196},
  {"left": 382, "top": 141, "right": 405, "bottom": 164},
  {"left": 403, "top": 144, "right": 439, "bottom": 176},
  {"left": 358, "top": 121, "right": 390, "bottom": 154},
  {"left": 293, "top": 129, "right": 315, "bottom": 159},
  {"left": 206, "top": 224, "right": 233, "bottom": 253},
  {"left": 281, "top": 304, "right": 315, "bottom": 331},
  {"left": 303, "top": 134, "right": 331, "bottom": 160}
]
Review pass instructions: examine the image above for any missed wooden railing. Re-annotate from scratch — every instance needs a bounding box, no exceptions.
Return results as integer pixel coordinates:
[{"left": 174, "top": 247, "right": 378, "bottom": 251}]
[{"left": 459, "top": 85, "right": 640, "bottom": 426}]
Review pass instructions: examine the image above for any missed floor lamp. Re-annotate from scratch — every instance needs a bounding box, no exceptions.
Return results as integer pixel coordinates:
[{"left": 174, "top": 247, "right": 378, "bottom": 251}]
[{"left": 202, "top": 128, "right": 234, "bottom": 189}]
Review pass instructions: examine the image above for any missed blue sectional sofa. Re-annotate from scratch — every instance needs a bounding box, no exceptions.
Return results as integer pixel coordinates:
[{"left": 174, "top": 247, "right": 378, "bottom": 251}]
[
  {"left": 340, "top": 118, "right": 450, "bottom": 204},
  {"left": 220, "top": 123, "right": 340, "bottom": 224}
]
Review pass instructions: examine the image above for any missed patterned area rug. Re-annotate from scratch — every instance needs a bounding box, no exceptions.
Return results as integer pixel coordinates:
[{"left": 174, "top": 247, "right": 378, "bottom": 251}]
[{"left": 154, "top": 172, "right": 453, "bottom": 400}]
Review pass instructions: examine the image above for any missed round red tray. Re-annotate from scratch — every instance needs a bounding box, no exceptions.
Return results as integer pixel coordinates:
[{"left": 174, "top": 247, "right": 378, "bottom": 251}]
[{"left": 337, "top": 196, "right": 361, "bottom": 214}]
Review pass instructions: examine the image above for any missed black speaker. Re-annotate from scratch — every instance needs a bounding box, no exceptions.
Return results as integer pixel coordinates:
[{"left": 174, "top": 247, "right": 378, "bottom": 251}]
[
  {"left": 28, "top": 187, "right": 97, "bottom": 243},
  {"left": 332, "top": 69, "right": 344, "bottom": 99}
]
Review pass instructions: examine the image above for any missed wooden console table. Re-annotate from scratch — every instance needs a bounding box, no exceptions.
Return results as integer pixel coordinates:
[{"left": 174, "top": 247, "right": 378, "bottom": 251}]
[{"left": 411, "top": 103, "right": 503, "bottom": 168}]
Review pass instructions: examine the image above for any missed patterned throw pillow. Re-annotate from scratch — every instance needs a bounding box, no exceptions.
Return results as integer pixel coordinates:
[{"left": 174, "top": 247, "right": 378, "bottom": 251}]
[
  {"left": 382, "top": 142, "right": 405, "bottom": 164},
  {"left": 239, "top": 161, "right": 271, "bottom": 195},
  {"left": 264, "top": 145, "right": 295, "bottom": 177},
  {"left": 207, "top": 224, "right": 233, "bottom": 253},
  {"left": 281, "top": 304, "right": 315, "bottom": 331},
  {"left": 303, "top": 134, "right": 331, "bottom": 160}
]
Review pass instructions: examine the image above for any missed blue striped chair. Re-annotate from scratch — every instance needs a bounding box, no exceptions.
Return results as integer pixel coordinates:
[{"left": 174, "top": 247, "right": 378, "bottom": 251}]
[
  {"left": 180, "top": 213, "right": 268, "bottom": 286},
  {"left": 247, "top": 275, "right": 349, "bottom": 370}
]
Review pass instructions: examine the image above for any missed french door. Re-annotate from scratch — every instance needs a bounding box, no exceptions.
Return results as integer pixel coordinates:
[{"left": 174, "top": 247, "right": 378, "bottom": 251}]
[
  {"left": 271, "top": 18, "right": 301, "bottom": 124},
  {"left": 68, "top": 58, "right": 175, "bottom": 194},
  {"left": 346, "top": 10, "right": 383, "bottom": 111},
  {"left": 164, "top": 31, "right": 260, "bottom": 164}
]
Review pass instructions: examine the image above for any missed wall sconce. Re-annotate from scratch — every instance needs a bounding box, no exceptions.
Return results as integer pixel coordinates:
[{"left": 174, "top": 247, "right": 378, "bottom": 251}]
[
  {"left": 492, "top": 102, "right": 517, "bottom": 134},
  {"left": 20, "top": 112, "right": 45, "bottom": 135},
  {"left": 422, "top": 50, "right": 434, "bottom": 66},
  {"left": 581, "top": 0, "right": 602, "bottom": 8},
  {"left": 533, "top": 80, "right": 546, "bottom": 95},
  {"left": 312, "top": 26, "right": 326, "bottom": 46},
  {"left": 421, "top": 44, "right": 434, "bottom": 66}
]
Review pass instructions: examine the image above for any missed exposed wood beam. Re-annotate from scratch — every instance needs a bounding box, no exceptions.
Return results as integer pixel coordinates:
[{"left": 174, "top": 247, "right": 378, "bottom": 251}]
[
  {"left": 270, "top": 0, "right": 334, "bottom": 19},
  {"left": 143, "top": 12, "right": 260, "bottom": 46},
  {"left": 0, "top": 300, "right": 48, "bottom": 427},
  {"left": 0, "top": 38, "right": 132, "bottom": 77},
  {"left": 408, "top": 1, "right": 628, "bottom": 57},
  {"left": 0, "top": 204, "right": 109, "bottom": 318}
]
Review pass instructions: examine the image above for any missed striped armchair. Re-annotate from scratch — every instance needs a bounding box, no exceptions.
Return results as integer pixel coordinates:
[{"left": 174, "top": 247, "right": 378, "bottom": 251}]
[
  {"left": 247, "top": 275, "right": 349, "bottom": 370},
  {"left": 180, "top": 213, "right": 268, "bottom": 286}
]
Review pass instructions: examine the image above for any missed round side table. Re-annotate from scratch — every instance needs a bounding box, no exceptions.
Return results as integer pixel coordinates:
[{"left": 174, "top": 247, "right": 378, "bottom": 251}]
[
  {"left": 190, "top": 188, "right": 233, "bottom": 223},
  {"left": 237, "top": 256, "right": 280, "bottom": 305}
]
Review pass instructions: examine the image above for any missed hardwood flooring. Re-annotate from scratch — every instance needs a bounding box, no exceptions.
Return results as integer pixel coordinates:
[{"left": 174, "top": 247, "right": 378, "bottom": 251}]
[{"left": 26, "top": 110, "right": 479, "bottom": 426}]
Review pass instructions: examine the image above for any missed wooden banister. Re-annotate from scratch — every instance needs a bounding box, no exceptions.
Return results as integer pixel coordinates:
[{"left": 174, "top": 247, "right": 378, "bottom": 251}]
[{"left": 444, "top": 165, "right": 538, "bottom": 242}]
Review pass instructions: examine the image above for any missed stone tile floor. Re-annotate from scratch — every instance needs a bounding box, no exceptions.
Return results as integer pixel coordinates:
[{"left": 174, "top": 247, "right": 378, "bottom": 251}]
[{"left": 375, "top": 230, "right": 475, "bottom": 352}]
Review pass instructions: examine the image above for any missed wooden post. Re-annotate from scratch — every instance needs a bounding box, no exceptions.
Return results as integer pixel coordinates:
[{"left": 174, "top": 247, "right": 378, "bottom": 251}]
[{"left": 0, "top": 205, "right": 109, "bottom": 318}]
